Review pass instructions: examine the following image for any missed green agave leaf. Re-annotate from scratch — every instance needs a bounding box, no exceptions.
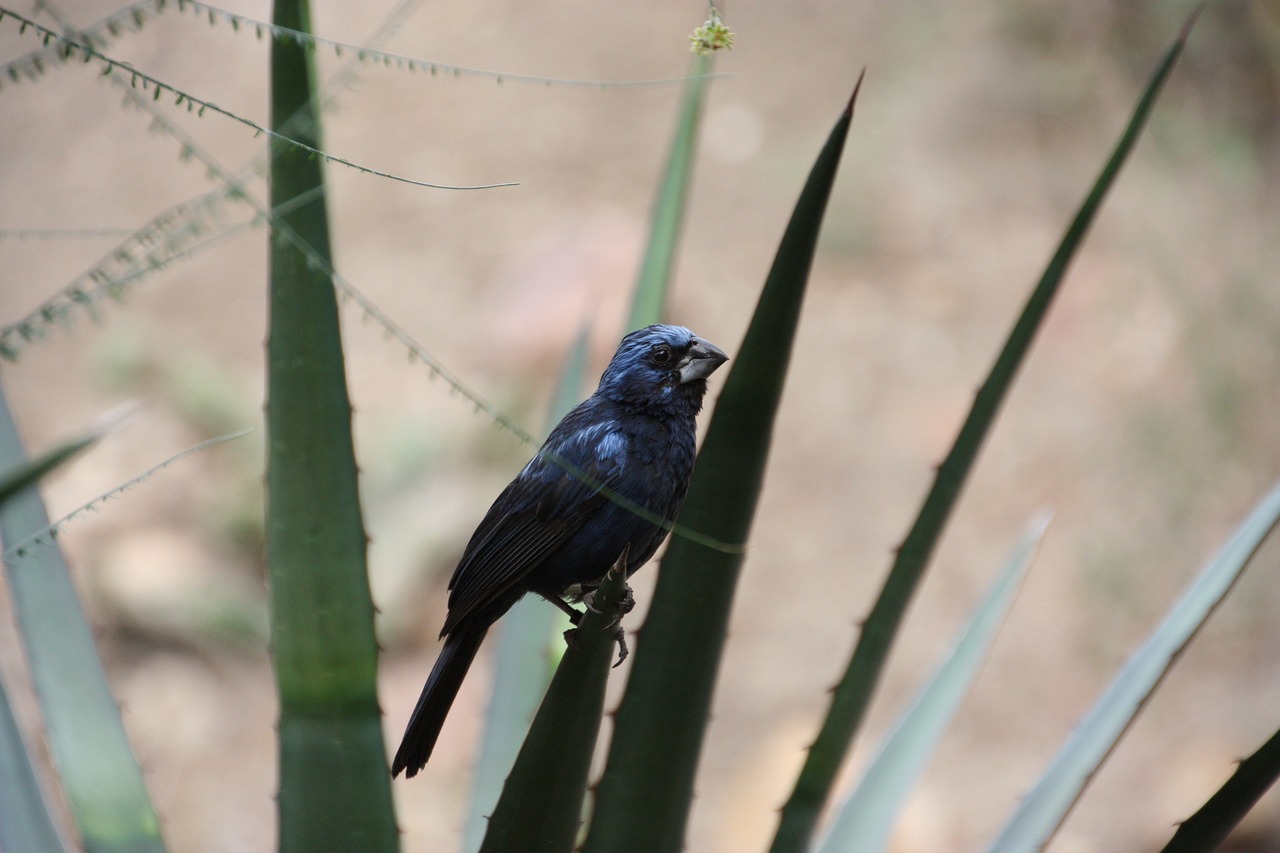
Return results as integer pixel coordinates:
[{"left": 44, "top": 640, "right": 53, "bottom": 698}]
[
  {"left": 0, "top": 382, "right": 165, "bottom": 853},
  {"left": 464, "top": 325, "right": 591, "bottom": 853},
  {"left": 266, "top": 2, "right": 396, "bottom": 850},
  {"left": 770, "top": 13, "right": 1197, "bottom": 852},
  {"left": 0, "top": 405, "right": 125, "bottom": 504},
  {"left": 815, "top": 513, "right": 1050, "bottom": 853},
  {"left": 1160, "top": 722, "right": 1280, "bottom": 853},
  {"left": 987, "top": 480, "right": 1280, "bottom": 853},
  {"left": 627, "top": 52, "right": 714, "bottom": 330},
  {"left": 580, "top": 75, "right": 864, "bottom": 853},
  {"left": 477, "top": 555, "right": 632, "bottom": 853},
  {"left": 0, "top": 672, "right": 71, "bottom": 853}
]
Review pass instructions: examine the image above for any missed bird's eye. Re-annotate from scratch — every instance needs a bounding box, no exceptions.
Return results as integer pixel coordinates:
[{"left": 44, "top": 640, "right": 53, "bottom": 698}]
[{"left": 652, "top": 345, "right": 672, "bottom": 365}]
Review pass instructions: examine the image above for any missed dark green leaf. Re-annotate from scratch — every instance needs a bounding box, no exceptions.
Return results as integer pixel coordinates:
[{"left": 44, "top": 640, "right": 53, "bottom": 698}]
[
  {"left": 770, "top": 13, "right": 1197, "bottom": 851},
  {"left": 0, "top": 405, "right": 127, "bottom": 505},
  {"left": 580, "top": 75, "right": 863, "bottom": 853},
  {"left": 266, "top": 2, "right": 396, "bottom": 850},
  {"left": 478, "top": 556, "right": 632, "bottom": 853},
  {"left": 1161, "top": 722, "right": 1280, "bottom": 853}
]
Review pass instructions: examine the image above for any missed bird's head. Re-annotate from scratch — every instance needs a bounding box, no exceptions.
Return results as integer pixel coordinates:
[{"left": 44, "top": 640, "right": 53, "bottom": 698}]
[{"left": 596, "top": 324, "right": 728, "bottom": 412}]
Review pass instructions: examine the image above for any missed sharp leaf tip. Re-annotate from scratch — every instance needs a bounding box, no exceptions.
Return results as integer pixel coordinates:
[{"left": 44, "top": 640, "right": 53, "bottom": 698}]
[{"left": 845, "top": 68, "right": 867, "bottom": 117}]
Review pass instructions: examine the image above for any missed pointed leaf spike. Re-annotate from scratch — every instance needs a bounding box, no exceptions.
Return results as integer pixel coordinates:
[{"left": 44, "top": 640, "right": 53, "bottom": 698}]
[{"left": 845, "top": 67, "right": 866, "bottom": 119}]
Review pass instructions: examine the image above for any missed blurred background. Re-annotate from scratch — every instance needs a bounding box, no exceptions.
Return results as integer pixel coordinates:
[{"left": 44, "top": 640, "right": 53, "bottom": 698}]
[{"left": 2, "top": 0, "right": 1279, "bottom": 851}]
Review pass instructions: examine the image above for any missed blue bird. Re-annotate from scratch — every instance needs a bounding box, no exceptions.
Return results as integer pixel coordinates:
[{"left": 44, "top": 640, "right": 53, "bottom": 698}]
[{"left": 392, "top": 324, "right": 727, "bottom": 778}]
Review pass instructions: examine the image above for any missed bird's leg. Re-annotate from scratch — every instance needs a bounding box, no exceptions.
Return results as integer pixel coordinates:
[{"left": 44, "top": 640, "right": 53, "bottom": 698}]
[{"left": 542, "top": 592, "right": 586, "bottom": 626}]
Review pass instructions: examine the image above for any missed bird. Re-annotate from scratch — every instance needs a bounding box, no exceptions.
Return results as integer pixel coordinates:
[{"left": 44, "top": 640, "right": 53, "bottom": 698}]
[{"left": 392, "top": 324, "right": 728, "bottom": 778}]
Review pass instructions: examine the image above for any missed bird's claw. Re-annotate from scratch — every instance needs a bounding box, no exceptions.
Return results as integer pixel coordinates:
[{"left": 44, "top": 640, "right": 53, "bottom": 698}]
[
  {"left": 611, "top": 626, "right": 628, "bottom": 668},
  {"left": 563, "top": 582, "right": 633, "bottom": 667}
]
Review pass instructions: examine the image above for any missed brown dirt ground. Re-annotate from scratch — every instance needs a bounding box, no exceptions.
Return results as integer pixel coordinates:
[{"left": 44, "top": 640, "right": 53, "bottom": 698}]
[{"left": 2, "top": 1, "right": 1280, "bottom": 851}]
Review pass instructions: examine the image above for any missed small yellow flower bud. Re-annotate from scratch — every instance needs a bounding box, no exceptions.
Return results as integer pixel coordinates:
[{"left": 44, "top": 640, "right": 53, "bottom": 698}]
[{"left": 689, "top": 8, "right": 735, "bottom": 56}]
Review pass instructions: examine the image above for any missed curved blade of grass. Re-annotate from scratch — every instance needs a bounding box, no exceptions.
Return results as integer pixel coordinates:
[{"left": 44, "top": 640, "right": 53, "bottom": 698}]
[
  {"left": 463, "top": 324, "right": 592, "bottom": 853},
  {"left": 769, "top": 15, "right": 1198, "bottom": 852},
  {"left": 266, "top": 2, "right": 396, "bottom": 850},
  {"left": 477, "top": 554, "right": 632, "bottom": 853},
  {"left": 0, "top": 382, "right": 165, "bottom": 853},
  {"left": 1160, "top": 722, "right": 1280, "bottom": 853},
  {"left": 580, "top": 75, "right": 863, "bottom": 853},
  {"left": 987, "top": 480, "right": 1280, "bottom": 853},
  {"left": 816, "top": 513, "right": 1050, "bottom": 853},
  {"left": 627, "top": 52, "right": 714, "bottom": 329},
  {"left": 0, "top": 673, "right": 71, "bottom": 853}
]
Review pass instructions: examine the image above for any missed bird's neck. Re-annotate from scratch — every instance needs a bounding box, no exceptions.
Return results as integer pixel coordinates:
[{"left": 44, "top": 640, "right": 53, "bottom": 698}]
[{"left": 602, "top": 381, "right": 705, "bottom": 421}]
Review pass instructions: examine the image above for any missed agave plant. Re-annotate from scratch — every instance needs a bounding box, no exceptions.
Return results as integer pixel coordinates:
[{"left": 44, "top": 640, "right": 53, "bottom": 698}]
[{"left": 0, "top": 3, "right": 1276, "bottom": 853}]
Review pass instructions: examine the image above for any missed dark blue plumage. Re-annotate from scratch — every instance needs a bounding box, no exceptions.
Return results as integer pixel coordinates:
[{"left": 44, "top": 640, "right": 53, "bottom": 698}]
[{"left": 392, "top": 324, "right": 727, "bottom": 778}]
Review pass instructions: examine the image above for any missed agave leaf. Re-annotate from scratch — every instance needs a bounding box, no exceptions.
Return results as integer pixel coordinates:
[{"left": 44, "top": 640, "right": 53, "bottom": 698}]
[
  {"left": 815, "top": 513, "right": 1050, "bottom": 853},
  {"left": 0, "top": 382, "right": 165, "bottom": 853},
  {"left": 769, "top": 13, "right": 1198, "bottom": 851},
  {"left": 477, "top": 554, "right": 632, "bottom": 853},
  {"left": 1159, "top": 722, "right": 1280, "bottom": 853},
  {"left": 0, "top": 667, "right": 71, "bottom": 853},
  {"left": 266, "top": 2, "right": 396, "bottom": 850},
  {"left": 580, "top": 75, "right": 863, "bottom": 853},
  {"left": 627, "top": 52, "right": 714, "bottom": 330},
  {"left": 463, "top": 324, "right": 591, "bottom": 853},
  {"left": 987, "top": 480, "right": 1280, "bottom": 853},
  {"left": 0, "top": 407, "right": 123, "bottom": 503}
]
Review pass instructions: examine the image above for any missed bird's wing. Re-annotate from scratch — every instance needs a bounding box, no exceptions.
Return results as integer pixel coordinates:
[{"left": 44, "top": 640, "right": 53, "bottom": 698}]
[{"left": 440, "top": 419, "right": 626, "bottom": 635}]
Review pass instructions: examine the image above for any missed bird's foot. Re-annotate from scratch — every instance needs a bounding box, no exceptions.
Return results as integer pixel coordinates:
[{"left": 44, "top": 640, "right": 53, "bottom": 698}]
[
  {"left": 582, "top": 583, "right": 635, "bottom": 627},
  {"left": 561, "top": 583, "right": 632, "bottom": 668},
  {"left": 587, "top": 582, "right": 632, "bottom": 666}
]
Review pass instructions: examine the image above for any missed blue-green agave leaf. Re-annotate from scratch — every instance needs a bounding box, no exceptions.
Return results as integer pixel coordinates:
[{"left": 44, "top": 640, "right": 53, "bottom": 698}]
[{"left": 987, "top": 480, "right": 1280, "bottom": 853}]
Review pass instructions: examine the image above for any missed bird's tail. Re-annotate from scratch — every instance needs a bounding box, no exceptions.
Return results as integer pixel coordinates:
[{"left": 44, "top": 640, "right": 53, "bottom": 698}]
[{"left": 392, "top": 624, "right": 487, "bottom": 778}]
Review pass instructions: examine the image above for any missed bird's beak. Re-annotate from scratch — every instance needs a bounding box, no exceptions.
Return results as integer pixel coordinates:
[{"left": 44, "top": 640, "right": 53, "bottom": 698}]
[{"left": 677, "top": 338, "right": 729, "bottom": 384}]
